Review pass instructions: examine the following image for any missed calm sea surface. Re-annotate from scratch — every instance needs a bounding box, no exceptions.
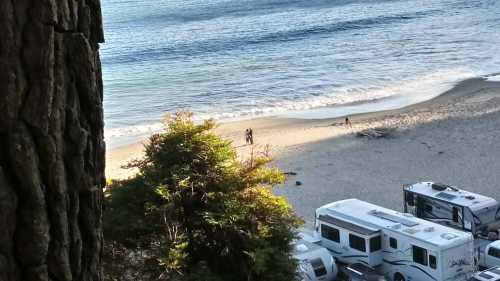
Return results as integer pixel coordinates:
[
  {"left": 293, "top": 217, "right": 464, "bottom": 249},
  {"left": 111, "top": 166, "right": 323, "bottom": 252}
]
[{"left": 101, "top": 0, "right": 500, "bottom": 147}]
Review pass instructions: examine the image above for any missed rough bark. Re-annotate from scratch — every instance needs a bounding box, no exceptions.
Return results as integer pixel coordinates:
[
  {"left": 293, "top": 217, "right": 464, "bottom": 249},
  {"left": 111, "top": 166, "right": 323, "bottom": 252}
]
[{"left": 0, "top": 1, "right": 105, "bottom": 281}]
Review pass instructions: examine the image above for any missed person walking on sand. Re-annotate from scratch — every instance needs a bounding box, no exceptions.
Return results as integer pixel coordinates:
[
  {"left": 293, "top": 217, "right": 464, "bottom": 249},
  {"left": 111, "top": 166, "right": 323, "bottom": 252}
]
[
  {"left": 245, "top": 128, "right": 250, "bottom": 144},
  {"left": 248, "top": 128, "right": 254, "bottom": 145},
  {"left": 345, "top": 116, "right": 352, "bottom": 129}
]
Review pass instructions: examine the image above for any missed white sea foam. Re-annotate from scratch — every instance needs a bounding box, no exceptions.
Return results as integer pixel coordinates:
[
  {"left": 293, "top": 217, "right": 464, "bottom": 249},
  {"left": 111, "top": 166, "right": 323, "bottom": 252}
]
[
  {"left": 195, "top": 68, "right": 476, "bottom": 120},
  {"left": 105, "top": 122, "right": 164, "bottom": 145},
  {"left": 486, "top": 74, "right": 500, "bottom": 82}
]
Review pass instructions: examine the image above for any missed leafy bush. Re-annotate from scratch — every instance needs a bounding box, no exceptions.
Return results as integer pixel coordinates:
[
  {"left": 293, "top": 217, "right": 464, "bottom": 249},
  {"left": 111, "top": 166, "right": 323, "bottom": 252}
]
[{"left": 104, "top": 112, "right": 302, "bottom": 281}]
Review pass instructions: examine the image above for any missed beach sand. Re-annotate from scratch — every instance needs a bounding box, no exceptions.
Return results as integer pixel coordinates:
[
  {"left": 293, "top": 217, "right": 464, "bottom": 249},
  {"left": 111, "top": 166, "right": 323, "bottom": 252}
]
[{"left": 106, "top": 78, "right": 500, "bottom": 225}]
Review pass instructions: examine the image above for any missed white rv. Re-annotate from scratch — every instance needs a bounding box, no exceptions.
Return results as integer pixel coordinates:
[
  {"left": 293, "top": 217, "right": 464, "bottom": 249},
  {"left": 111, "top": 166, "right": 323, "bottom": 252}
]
[
  {"left": 313, "top": 199, "right": 474, "bottom": 281},
  {"left": 403, "top": 182, "right": 500, "bottom": 268}
]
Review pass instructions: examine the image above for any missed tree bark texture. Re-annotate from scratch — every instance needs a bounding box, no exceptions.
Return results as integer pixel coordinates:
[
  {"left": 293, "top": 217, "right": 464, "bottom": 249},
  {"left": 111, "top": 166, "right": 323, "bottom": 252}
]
[{"left": 0, "top": 1, "right": 105, "bottom": 281}]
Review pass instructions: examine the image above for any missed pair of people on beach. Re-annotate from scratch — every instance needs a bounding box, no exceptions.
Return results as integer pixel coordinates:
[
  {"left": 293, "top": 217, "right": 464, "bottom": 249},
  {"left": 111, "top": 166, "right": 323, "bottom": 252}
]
[
  {"left": 345, "top": 116, "right": 352, "bottom": 128},
  {"left": 245, "top": 128, "right": 254, "bottom": 145}
]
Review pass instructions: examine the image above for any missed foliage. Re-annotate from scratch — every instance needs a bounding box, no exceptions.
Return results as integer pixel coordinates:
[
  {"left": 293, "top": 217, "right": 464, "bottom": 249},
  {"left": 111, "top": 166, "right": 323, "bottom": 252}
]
[{"left": 104, "top": 112, "right": 302, "bottom": 281}]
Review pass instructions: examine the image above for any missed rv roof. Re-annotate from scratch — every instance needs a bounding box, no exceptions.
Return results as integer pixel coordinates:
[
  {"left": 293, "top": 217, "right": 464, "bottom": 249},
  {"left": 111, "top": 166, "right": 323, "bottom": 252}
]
[
  {"left": 405, "top": 182, "right": 498, "bottom": 211},
  {"left": 317, "top": 199, "right": 472, "bottom": 248}
]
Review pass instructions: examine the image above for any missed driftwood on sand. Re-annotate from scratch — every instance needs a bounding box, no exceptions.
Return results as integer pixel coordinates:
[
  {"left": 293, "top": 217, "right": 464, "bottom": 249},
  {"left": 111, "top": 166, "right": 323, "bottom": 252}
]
[{"left": 356, "top": 127, "right": 396, "bottom": 139}]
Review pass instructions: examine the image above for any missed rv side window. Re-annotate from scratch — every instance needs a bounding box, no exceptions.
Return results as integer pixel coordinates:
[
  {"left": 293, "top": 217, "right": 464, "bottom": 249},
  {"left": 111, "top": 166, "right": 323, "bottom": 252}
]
[
  {"left": 452, "top": 206, "right": 459, "bottom": 223},
  {"left": 370, "top": 236, "right": 381, "bottom": 252},
  {"left": 349, "top": 234, "right": 366, "bottom": 252},
  {"left": 405, "top": 192, "right": 415, "bottom": 206},
  {"left": 389, "top": 237, "right": 398, "bottom": 249},
  {"left": 425, "top": 204, "right": 433, "bottom": 212},
  {"left": 310, "top": 258, "right": 327, "bottom": 277},
  {"left": 321, "top": 224, "right": 340, "bottom": 243},
  {"left": 488, "top": 247, "right": 500, "bottom": 259},
  {"left": 412, "top": 245, "right": 428, "bottom": 266},
  {"left": 429, "top": 255, "right": 437, "bottom": 269}
]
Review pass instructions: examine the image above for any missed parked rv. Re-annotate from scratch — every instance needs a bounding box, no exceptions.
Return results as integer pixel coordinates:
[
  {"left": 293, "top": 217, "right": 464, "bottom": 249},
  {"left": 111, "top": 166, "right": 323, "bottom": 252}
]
[
  {"left": 404, "top": 182, "right": 500, "bottom": 268},
  {"left": 293, "top": 238, "right": 338, "bottom": 281},
  {"left": 313, "top": 198, "right": 475, "bottom": 281},
  {"left": 469, "top": 266, "right": 500, "bottom": 281}
]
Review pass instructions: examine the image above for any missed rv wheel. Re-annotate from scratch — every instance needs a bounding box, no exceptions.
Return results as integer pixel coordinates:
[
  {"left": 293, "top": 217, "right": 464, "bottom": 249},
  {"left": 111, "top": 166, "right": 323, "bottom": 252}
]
[{"left": 394, "top": 273, "right": 405, "bottom": 281}]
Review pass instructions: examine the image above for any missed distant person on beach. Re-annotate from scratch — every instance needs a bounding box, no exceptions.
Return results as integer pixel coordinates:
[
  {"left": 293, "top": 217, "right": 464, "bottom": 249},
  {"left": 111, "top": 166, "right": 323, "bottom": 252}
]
[
  {"left": 345, "top": 116, "right": 352, "bottom": 128},
  {"left": 249, "top": 128, "right": 254, "bottom": 145},
  {"left": 245, "top": 129, "right": 250, "bottom": 144}
]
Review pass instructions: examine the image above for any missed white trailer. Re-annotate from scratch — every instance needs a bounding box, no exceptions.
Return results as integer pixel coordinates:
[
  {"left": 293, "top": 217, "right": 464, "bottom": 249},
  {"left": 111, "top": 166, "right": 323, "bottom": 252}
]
[
  {"left": 293, "top": 238, "right": 338, "bottom": 281},
  {"left": 403, "top": 182, "right": 500, "bottom": 268},
  {"left": 313, "top": 198, "right": 474, "bottom": 281}
]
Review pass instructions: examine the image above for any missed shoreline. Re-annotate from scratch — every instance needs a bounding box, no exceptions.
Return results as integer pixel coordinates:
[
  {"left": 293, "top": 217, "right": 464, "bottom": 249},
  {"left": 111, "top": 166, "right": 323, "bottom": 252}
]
[
  {"left": 274, "top": 78, "right": 500, "bottom": 225},
  {"left": 106, "top": 77, "right": 500, "bottom": 181}
]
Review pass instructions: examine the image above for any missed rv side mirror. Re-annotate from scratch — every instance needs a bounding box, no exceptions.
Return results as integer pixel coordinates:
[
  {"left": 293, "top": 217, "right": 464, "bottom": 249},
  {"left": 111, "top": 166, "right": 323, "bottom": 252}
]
[
  {"left": 405, "top": 192, "right": 415, "bottom": 206},
  {"left": 452, "top": 207, "right": 459, "bottom": 223}
]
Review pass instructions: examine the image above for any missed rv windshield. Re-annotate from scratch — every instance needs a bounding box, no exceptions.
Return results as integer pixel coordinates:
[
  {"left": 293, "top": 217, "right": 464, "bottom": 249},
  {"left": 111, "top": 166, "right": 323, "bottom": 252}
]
[{"left": 471, "top": 206, "right": 500, "bottom": 237}]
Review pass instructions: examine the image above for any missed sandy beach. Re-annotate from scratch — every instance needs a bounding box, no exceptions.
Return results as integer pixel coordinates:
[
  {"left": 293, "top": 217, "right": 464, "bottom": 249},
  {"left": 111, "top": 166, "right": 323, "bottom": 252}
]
[{"left": 106, "top": 78, "right": 500, "bottom": 225}]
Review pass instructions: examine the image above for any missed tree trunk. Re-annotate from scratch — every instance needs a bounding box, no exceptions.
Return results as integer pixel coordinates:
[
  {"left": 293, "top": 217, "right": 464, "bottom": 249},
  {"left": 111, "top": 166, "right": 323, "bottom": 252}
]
[{"left": 0, "top": 1, "right": 105, "bottom": 281}]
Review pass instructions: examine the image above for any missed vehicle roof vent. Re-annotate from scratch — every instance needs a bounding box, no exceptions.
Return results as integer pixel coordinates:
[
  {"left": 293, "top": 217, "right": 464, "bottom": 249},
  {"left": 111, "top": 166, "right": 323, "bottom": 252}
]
[
  {"left": 465, "top": 195, "right": 476, "bottom": 200},
  {"left": 431, "top": 183, "right": 448, "bottom": 191},
  {"left": 478, "top": 272, "right": 495, "bottom": 279},
  {"left": 391, "top": 224, "right": 402, "bottom": 230},
  {"left": 296, "top": 244, "right": 308, "bottom": 252},
  {"left": 432, "top": 183, "right": 448, "bottom": 191},
  {"left": 424, "top": 227, "right": 435, "bottom": 232},
  {"left": 441, "top": 233, "right": 458, "bottom": 240},
  {"left": 432, "top": 183, "right": 459, "bottom": 192},
  {"left": 436, "top": 192, "right": 457, "bottom": 200}
]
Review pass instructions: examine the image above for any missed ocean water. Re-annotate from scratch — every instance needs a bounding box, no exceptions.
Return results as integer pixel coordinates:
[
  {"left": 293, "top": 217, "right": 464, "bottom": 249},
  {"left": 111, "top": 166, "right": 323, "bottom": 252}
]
[{"left": 101, "top": 0, "right": 500, "bottom": 148}]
